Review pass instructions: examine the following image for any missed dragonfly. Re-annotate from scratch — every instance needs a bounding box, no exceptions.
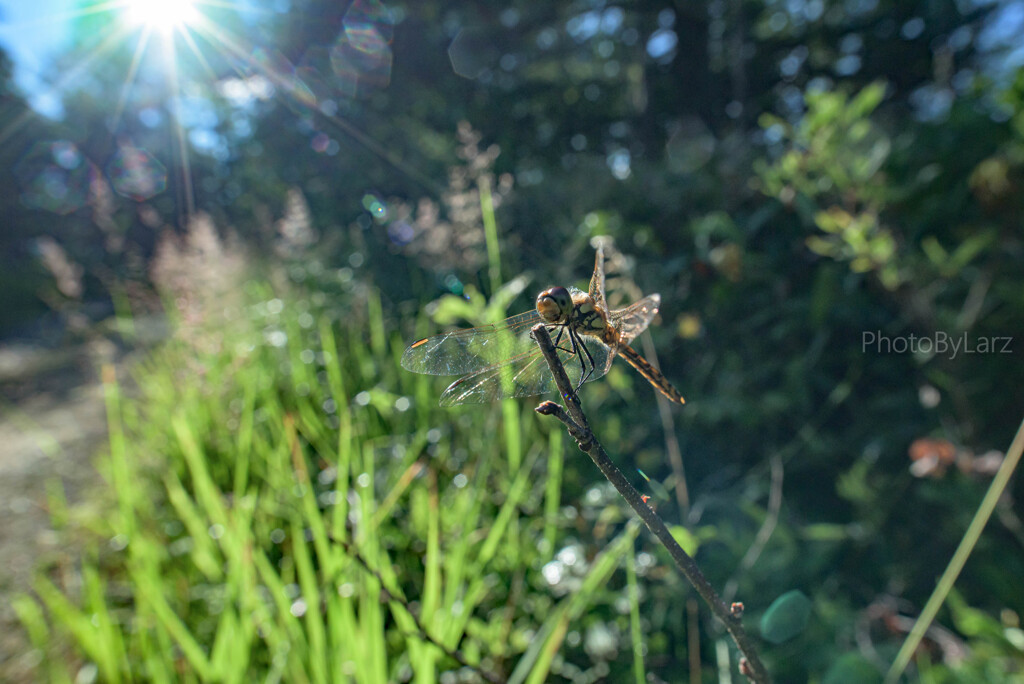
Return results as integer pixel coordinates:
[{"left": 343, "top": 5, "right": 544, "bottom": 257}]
[{"left": 401, "top": 244, "right": 686, "bottom": 407}]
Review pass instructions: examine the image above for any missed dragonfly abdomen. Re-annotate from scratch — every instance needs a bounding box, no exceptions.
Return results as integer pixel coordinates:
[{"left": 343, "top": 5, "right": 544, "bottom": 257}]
[{"left": 616, "top": 345, "right": 686, "bottom": 404}]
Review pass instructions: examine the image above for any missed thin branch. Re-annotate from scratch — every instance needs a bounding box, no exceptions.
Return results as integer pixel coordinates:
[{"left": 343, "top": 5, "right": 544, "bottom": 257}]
[
  {"left": 641, "top": 332, "right": 691, "bottom": 517},
  {"left": 723, "top": 453, "right": 784, "bottom": 605},
  {"left": 531, "top": 324, "right": 770, "bottom": 684},
  {"left": 687, "top": 598, "right": 702, "bottom": 683}
]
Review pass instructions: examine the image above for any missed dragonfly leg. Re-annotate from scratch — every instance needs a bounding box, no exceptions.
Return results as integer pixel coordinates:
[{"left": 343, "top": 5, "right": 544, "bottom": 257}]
[
  {"left": 551, "top": 325, "right": 576, "bottom": 357},
  {"left": 569, "top": 329, "right": 595, "bottom": 391},
  {"left": 579, "top": 333, "right": 597, "bottom": 387},
  {"left": 551, "top": 325, "right": 565, "bottom": 348}
]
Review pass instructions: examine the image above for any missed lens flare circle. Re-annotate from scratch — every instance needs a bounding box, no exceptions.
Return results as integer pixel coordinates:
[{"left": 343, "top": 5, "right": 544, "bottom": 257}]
[
  {"left": 107, "top": 147, "right": 167, "bottom": 201},
  {"left": 124, "top": 0, "right": 199, "bottom": 32},
  {"left": 14, "top": 141, "right": 94, "bottom": 215}
]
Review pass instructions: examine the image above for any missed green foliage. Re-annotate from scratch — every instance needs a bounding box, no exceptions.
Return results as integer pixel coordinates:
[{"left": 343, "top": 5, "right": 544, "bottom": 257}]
[
  {"left": 917, "top": 589, "right": 1024, "bottom": 684},
  {"left": 430, "top": 276, "right": 531, "bottom": 328},
  {"left": 756, "top": 82, "right": 901, "bottom": 288},
  {"left": 759, "top": 83, "right": 891, "bottom": 200}
]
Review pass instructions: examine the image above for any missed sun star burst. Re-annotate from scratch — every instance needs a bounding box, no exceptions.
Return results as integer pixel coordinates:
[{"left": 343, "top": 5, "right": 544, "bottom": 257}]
[{"left": 124, "top": 0, "right": 199, "bottom": 33}]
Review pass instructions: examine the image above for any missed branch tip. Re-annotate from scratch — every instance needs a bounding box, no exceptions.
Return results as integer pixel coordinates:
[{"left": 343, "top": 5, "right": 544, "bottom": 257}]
[{"left": 535, "top": 401, "right": 559, "bottom": 415}]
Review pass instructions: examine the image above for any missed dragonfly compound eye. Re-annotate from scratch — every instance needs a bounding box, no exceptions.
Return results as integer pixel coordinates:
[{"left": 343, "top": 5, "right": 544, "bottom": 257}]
[{"left": 536, "top": 286, "right": 572, "bottom": 323}]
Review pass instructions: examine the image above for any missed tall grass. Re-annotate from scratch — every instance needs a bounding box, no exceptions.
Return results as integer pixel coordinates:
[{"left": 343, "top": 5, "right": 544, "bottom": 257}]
[{"left": 16, "top": 277, "right": 644, "bottom": 682}]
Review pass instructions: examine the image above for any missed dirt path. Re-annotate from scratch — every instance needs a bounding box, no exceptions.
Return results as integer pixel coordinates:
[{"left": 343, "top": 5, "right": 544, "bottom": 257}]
[{"left": 0, "top": 339, "right": 118, "bottom": 682}]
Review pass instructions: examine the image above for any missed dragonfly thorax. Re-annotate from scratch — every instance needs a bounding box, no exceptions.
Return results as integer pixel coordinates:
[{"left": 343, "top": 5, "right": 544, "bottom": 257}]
[{"left": 570, "top": 291, "right": 613, "bottom": 340}]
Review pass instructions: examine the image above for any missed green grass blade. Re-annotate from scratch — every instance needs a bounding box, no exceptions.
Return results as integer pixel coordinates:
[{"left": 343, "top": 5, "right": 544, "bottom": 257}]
[
  {"left": 543, "top": 428, "right": 563, "bottom": 561},
  {"left": 12, "top": 595, "right": 49, "bottom": 648},
  {"left": 232, "top": 376, "right": 256, "bottom": 498},
  {"left": 171, "top": 413, "right": 229, "bottom": 529},
  {"left": 479, "top": 174, "right": 502, "bottom": 295},
  {"left": 626, "top": 546, "right": 646, "bottom": 684},
  {"left": 477, "top": 449, "right": 539, "bottom": 567},
  {"left": 291, "top": 517, "right": 328, "bottom": 684},
  {"left": 885, "top": 416, "right": 1024, "bottom": 683},
  {"left": 163, "top": 470, "right": 224, "bottom": 580},
  {"left": 101, "top": 364, "right": 136, "bottom": 537},
  {"left": 510, "top": 521, "right": 641, "bottom": 684},
  {"left": 34, "top": 575, "right": 124, "bottom": 682}
]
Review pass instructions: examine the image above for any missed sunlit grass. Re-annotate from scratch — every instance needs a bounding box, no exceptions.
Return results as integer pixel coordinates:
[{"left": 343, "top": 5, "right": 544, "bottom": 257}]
[{"left": 14, "top": 276, "right": 651, "bottom": 681}]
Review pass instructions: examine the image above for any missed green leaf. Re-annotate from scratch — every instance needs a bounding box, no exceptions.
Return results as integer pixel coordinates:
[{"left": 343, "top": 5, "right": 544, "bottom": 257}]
[
  {"left": 921, "top": 236, "right": 948, "bottom": 266},
  {"left": 760, "top": 590, "right": 813, "bottom": 644},
  {"left": 431, "top": 290, "right": 487, "bottom": 326},
  {"left": 668, "top": 525, "right": 700, "bottom": 556},
  {"left": 946, "top": 588, "right": 1003, "bottom": 639},
  {"left": 822, "top": 652, "right": 883, "bottom": 684},
  {"left": 12, "top": 595, "right": 49, "bottom": 648},
  {"left": 815, "top": 207, "right": 851, "bottom": 234},
  {"left": 483, "top": 274, "right": 531, "bottom": 323},
  {"left": 806, "top": 235, "right": 839, "bottom": 257},
  {"left": 801, "top": 523, "right": 850, "bottom": 542},
  {"left": 947, "top": 230, "right": 996, "bottom": 273},
  {"left": 848, "top": 81, "right": 887, "bottom": 119},
  {"left": 837, "top": 459, "right": 872, "bottom": 503}
]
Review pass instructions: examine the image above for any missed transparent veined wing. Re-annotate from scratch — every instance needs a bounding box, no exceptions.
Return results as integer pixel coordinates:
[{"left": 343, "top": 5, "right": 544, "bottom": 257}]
[
  {"left": 589, "top": 242, "right": 608, "bottom": 313},
  {"left": 609, "top": 294, "right": 660, "bottom": 347},
  {"left": 439, "top": 331, "right": 614, "bottom": 406},
  {"left": 401, "top": 309, "right": 544, "bottom": 376}
]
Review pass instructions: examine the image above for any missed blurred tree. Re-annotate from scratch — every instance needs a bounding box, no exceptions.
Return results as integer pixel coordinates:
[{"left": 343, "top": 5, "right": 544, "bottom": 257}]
[{"left": 0, "top": 48, "right": 67, "bottom": 334}]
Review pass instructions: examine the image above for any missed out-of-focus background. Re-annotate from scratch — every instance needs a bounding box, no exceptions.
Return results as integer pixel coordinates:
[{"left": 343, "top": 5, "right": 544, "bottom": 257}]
[{"left": 1, "top": 0, "right": 1023, "bottom": 681}]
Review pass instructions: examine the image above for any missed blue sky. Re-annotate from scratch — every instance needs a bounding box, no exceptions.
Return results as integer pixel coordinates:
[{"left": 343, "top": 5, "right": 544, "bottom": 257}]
[{"left": 0, "top": 0, "right": 73, "bottom": 116}]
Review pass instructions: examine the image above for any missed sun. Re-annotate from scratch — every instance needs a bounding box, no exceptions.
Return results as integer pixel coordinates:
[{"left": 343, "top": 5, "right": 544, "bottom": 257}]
[{"left": 124, "top": 0, "right": 200, "bottom": 33}]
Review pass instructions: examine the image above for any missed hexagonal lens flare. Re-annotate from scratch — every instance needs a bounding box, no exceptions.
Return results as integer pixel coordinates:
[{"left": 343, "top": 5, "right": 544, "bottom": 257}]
[{"left": 106, "top": 147, "right": 167, "bottom": 201}]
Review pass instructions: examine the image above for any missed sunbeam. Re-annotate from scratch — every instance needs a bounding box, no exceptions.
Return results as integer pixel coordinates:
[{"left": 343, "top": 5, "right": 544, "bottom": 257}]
[
  {"left": 118, "top": 0, "right": 210, "bottom": 223},
  {"left": 110, "top": 28, "right": 154, "bottom": 134},
  {"left": 162, "top": 32, "right": 197, "bottom": 221},
  {"left": 184, "top": 16, "right": 444, "bottom": 193}
]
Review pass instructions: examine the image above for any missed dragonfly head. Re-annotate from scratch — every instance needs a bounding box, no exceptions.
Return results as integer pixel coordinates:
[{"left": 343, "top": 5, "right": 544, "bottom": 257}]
[{"left": 536, "top": 286, "right": 573, "bottom": 324}]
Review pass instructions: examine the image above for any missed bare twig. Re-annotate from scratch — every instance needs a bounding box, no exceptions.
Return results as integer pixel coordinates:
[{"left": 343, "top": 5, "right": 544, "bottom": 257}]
[
  {"left": 531, "top": 324, "right": 770, "bottom": 683},
  {"left": 687, "top": 598, "right": 702, "bottom": 683},
  {"left": 641, "top": 332, "right": 691, "bottom": 516},
  {"left": 723, "top": 453, "right": 784, "bottom": 605}
]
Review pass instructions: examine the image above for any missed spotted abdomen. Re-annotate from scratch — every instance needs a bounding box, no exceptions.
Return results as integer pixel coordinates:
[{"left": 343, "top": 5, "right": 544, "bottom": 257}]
[{"left": 617, "top": 345, "right": 686, "bottom": 404}]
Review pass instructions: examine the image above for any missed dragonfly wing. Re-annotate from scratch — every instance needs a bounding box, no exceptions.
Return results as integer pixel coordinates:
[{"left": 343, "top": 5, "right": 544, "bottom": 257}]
[
  {"left": 439, "top": 332, "right": 613, "bottom": 406},
  {"left": 402, "top": 309, "right": 543, "bottom": 376},
  {"left": 609, "top": 294, "right": 660, "bottom": 347},
  {"left": 439, "top": 350, "right": 552, "bottom": 406},
  {"left": 588, "top": 243, "right": 608, "bottom": 313}
]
